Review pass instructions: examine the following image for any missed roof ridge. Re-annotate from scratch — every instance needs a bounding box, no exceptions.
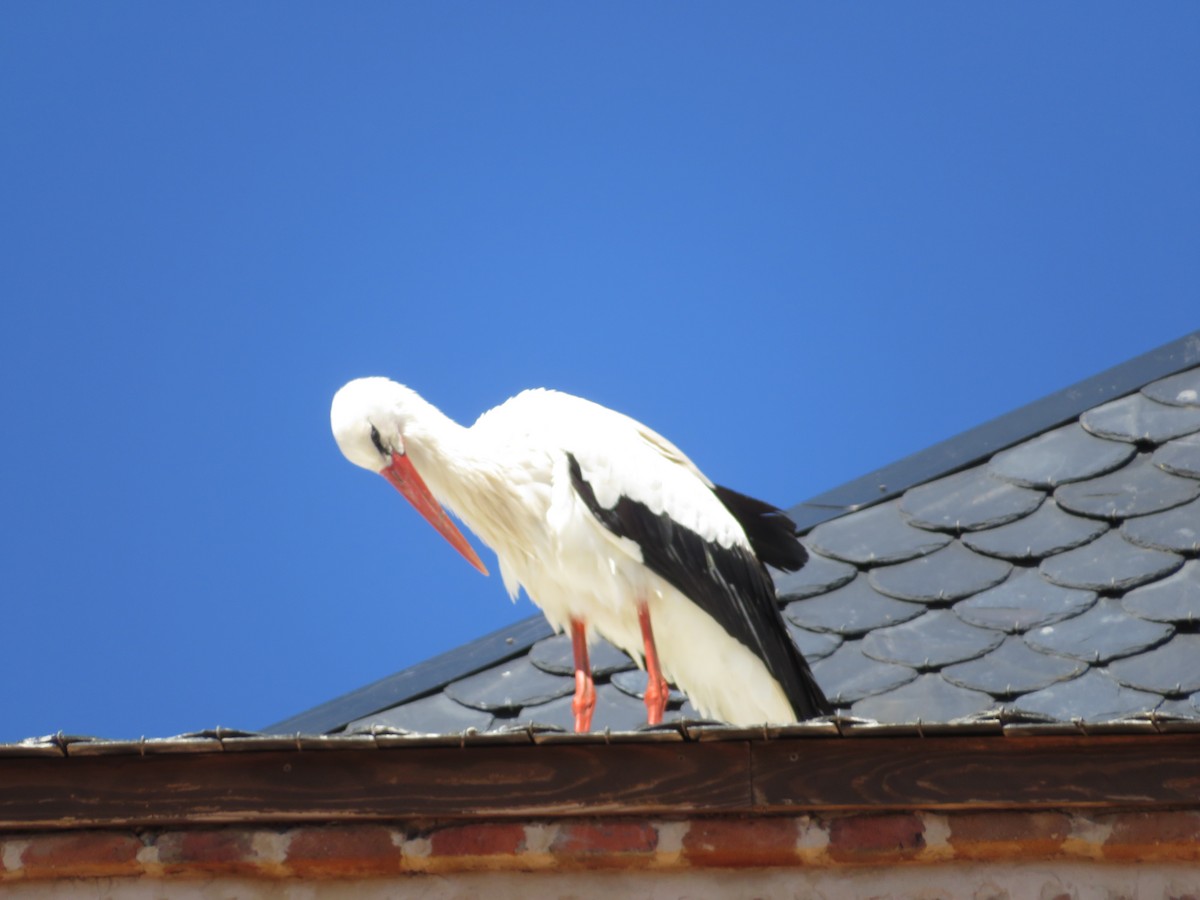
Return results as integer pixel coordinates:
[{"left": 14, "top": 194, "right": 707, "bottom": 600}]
[{"left": 787, "top": 330, "right": 1200, "bottom": 531}]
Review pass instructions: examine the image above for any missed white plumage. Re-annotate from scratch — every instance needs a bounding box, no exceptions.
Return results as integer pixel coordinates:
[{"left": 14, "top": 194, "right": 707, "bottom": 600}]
[{"left": 330, "top": 377, "right": 828, "bottom": 729}]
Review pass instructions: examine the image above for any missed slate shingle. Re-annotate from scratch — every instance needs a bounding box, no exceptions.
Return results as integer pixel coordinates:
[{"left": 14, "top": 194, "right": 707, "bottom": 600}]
[
  {"left": 783, "top": 577, "right": 926, "bottom": 637},
  {"left": 867, "top": 542, "right": 1012, "bottom": 604},
  {"left": 962, "top": 499, "right": 1108, "bottom": 561},
  {"left": 942, "top": 636, "right": 1086, "bottom": 697},
  {"left": 810, "top": 640, "right": 918, "bottom": 706},
  {"left": 1121, "top": 496, "right": 1200, "bottom": 554},
  {"left": 954, "top": 568, "right": 1097, "bottom": 634},
  {"left": 805, "top": 499, "right": 951, "bottom": 565},
  {"left": 529, "top": 633, "right": 635, "bottom": 677},
  {"left": 898, "top": 466, "right": 1043, "bottom": 532},
  {"left": 1081, "top": 393, "right": 1200, "bottom": 444},
  {"left": 1120, "top": 561, "right": 1200, "bottom": 624},
  {"left": 987, "top": 422, "right": 1134, "bottom": 488},
  {"left": 785, "top": 621, "right": 844, "bottom": 662},
  {"left": 445, "top": 656, "right": 574, "bottom": 713},
  {"left": 860, "top": 610, "right": 1004, "bottom": 669},
  {"left": 1039, "top": 531, "right": 1183, "bottom": 593},
  {"left": 1142, "top": 366, "right": 1200, "bottom": 408},
  {"left": 851, "top": 674, "right": 995, "bottom": 723},
  {"left": 1107, "top": 635, "right": 1200, "bottom": 696},
  {"left": 348, "top": 692, "right": 494, "bottom": 735},
  {"left": 772, "top": 550, "right": 857, "bottom": 600},
  {"left": 1152, "top": 432, "right": 1200, "bottom": 479},
  {"left": 1054, "top": 453, "right": 1200, "bottom": 521},
  {"left": 1024, "top": 597, "right": 1174, "bottom": 664},
  {"left": 1014, "top": 669, "right": 1164, "bottom": 723}
]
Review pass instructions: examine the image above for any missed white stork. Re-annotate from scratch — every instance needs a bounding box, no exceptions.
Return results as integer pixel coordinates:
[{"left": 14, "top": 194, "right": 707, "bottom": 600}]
[{"left": 330, "top": 378, "right": 830, "bottom": 730}]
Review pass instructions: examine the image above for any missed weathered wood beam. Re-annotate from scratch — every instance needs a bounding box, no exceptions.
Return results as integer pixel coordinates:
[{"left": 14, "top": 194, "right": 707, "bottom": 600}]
[{"left": 0, "top": 735, "right": 1197, "bottom": 832}]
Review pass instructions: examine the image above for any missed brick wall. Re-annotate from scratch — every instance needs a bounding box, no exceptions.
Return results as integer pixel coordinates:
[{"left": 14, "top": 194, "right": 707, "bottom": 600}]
[{"left": 2, "top": 809, "right": 1199, "bottom": 883}]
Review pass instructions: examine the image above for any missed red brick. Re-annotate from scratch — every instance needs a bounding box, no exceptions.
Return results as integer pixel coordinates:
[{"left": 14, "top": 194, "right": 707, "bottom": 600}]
[
  {"left": 827, "top": 813, "right": 925, "bottom": 864},
  {"left": 429, "top": 822, "right": 526, "bottom": 859},
  {"left": 1103, "top": 811, "right": 1200, "bottom": 862},
  {"left": 552, "top": 821, "right": 658, "bottom": 857},
  {"left": 682, "top": 817, "right": 800, "bottom": 868},
  {"left": 947, "top": 811, "right": 1070, "bottom": 860},
  {"left": 155, "top": 828, "right": 259, "bottom": 876},
  {"left": 286, "top": 825, "right": 401, "bottom": 877},
  {"left": 18, "top": 832, "right": 143, "bottom": 880}
]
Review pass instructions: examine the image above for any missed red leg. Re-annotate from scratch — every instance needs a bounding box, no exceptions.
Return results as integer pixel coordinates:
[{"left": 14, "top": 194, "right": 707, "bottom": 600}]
[
  {"left": 570, "top": 619, "right": 596, "bottom": 733},
  {"left": 637, "top": 602, "right": 669, "bottom": 725}
]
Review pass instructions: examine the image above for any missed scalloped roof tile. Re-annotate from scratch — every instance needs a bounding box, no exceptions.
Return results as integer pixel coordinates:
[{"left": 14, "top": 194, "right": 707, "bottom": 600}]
[
  {"left": 961, "top": 499, "right": 1109, "bottom": 561},
  {"left": 898, "top": 468, "right": 1043, "bottom": 532},
  {"left": 942, "top": 636, "right": 1086, "bottom": 697},
  {"left": 805, "top": 499, "right": 952, "bottom": 565},
  {"left": 268, "top": 335, "right": 1200, "bottom": 737},
  {"left": 867, "top": 542, "right": 1013, "bottom": 604},
  {"left": 953, "top": 568, "right": 1097, "bottom": 634}
]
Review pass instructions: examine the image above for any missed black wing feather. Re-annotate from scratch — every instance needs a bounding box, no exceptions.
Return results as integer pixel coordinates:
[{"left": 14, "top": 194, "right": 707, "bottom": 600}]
[
  {"left": 567, "top": 454, "right": 830, "bottom": 719},
  {"left": 713, "top": 484, "right": 808, "bottom": 572}
]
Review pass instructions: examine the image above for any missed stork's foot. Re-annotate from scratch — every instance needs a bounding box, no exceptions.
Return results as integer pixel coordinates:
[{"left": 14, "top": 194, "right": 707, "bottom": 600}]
[
  {"left": 637, "top": 601, "right": 669, "bottom": 726},
  {"left": 570, "top": 619, "right": 595, "bottom": 732}
]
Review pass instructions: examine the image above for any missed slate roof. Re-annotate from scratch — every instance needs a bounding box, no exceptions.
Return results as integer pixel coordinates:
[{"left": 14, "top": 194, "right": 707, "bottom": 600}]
[{"left": 269, "top": 332, "right": 1200, "bottom": 737}]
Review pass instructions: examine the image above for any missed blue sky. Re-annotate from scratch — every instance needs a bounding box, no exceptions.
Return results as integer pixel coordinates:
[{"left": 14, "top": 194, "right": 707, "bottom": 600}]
[{"left": 1, "top": 4, "right": 1197, "bottom": 743}]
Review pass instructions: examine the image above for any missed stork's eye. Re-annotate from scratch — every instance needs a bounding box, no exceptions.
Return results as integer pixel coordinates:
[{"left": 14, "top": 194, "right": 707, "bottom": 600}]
[{"left": 369, "top": 425, "right": 388, "bottom": 457}]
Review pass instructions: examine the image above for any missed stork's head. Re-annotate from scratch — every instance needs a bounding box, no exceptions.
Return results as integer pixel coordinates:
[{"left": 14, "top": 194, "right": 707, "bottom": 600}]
[{"left": 330, "top": 377, "right": 488, "bottom": 575}]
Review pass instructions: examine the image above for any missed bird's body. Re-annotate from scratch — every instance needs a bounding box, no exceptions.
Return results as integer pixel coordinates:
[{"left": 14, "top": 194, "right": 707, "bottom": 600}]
[{"left": 331, "top": 378, "right": 830, "bottom": 727}]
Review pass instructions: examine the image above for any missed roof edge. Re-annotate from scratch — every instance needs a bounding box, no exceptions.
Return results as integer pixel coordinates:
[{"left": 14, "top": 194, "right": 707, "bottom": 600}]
[
  {"left": 787, "top": 330, "right": 1200, "bottom": 531},
  {"left": 264, "top": 616, "right": 553, "bottom": 734}
]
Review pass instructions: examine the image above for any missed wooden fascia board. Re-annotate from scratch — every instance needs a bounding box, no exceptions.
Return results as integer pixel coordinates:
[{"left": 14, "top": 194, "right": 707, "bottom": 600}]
[{"left": 1, "top": 734, "right": 1198, "bottom": 832}]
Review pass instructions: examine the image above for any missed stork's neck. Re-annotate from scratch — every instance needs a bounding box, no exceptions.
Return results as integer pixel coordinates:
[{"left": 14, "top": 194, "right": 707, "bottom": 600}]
[{"left": 399, "top": 397, "right": 526, "bottom": 554}]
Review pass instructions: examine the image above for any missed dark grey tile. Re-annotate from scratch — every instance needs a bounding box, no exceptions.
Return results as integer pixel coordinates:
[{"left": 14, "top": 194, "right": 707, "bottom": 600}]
[
  {"left": 1120, "top": 560, "right": 1200, "bottom": 624},
  {"left": 1024, "top": 597, "right": 1174, "bottom": 664},
  {"left": 1142, "top": 366, "right": 1200, "bottom": 408},
  {"left": 806, "top": 499, "right": 951, "bottom": 565},
  {"left": 1055, "top": 453, "right": 1200, "bottom": 521},
  {"left": 942, "top": 636, "right": 1086, "bottom": 696},
  {"left": 513, "top": 682, "right": 658, "bottom": 732},
  {"left": 867, "top": 542, "right": 1012, "bottom": 604},
  {"left": 1081, "top": 393, "right": 1200, "bottom": 444},
  {"left": 784, "top": 578, "right": 927, "bottom": 637},
  {"left": 963, "top": 500, "right": 1108, "bottom": 561},
  {"left": 348, "top": 693, "right": 494, "bottom": 734},
  {"left": 809, "top": 640, "right": 917, "bottom": 706},
  {"left": 1040, "top": 530, "right": 1183, "bottom": 593},
  {"left": 772, "top": 550, "right": 857, "bottom": 600},
  {"left": 529, "top": 633, "right": 635, "bottom": 677},
  {"left": 1107, "top": 634, "right": 1200, "bottom": 696},
  {"left": 850, "top": 674, "right": 995, "bottom": 723},
  {"left": 1013, "top": 669, "right": 1163, "bottom": 722},
  {"left": 987, "top": 422, "right": 1135, "bottom": 488},
  {"left": 610, "top": 668, "right": 687, "bottom": 706},
  {"left": 445, "top": 656, "right": 574, "bottom": 713},
  {"left": 954, "top": 568, "right": 1097, "bottom": 634},
  {"left": 898, "top": 466, "right": 1044, "bottom": 533},
  {"left": 860, "top": 610, "right": 1005, "bottom": 669},
  {"left": 785, "top": 621, "right": 844, "bottom": 662},
  {"left": 1121, "top": 495, "right": 1200, "bottom": 553},
  {"left": 1152, "top": 433, "right": 1200, "bottom": 479}
]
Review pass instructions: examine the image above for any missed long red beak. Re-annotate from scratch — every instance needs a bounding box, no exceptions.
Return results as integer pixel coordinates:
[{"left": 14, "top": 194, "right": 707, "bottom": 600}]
[{"left": 380, "top": 452, "right": 489, "bottom": 576}]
